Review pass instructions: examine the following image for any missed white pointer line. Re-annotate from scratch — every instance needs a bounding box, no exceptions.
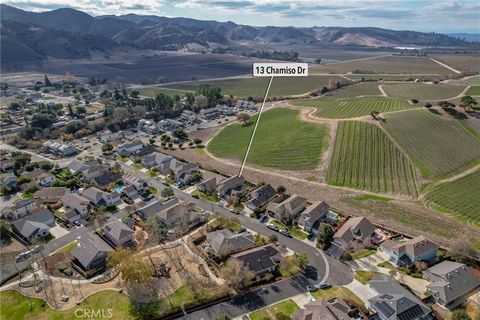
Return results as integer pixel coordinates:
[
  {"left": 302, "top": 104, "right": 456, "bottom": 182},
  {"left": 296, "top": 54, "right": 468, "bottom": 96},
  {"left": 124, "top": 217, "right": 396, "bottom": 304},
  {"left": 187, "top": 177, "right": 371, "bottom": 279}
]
[{"left": 238, "top": 76, "right": 274, "bottom": 177}]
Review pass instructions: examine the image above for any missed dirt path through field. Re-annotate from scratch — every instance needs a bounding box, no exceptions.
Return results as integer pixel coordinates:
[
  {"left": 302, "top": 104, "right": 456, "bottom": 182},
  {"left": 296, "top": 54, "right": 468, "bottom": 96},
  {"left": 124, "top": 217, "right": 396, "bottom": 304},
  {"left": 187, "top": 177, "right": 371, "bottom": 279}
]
[
  {"left": 378, "top": 84, "right": 387, "bottom": 96},
  {"left": 429, "top": 57, "right": 462, "bottom": 74}
]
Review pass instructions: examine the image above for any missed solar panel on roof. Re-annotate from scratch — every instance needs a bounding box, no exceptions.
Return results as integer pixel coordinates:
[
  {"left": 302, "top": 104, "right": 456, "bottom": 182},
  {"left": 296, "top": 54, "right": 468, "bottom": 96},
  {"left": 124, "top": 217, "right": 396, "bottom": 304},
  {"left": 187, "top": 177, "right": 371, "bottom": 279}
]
[
  {"left": 374, "top": 301, "right": 395, "bottom": 318},
  {"left": 398, "top": 305, "right": 425, "bottom": 320}
]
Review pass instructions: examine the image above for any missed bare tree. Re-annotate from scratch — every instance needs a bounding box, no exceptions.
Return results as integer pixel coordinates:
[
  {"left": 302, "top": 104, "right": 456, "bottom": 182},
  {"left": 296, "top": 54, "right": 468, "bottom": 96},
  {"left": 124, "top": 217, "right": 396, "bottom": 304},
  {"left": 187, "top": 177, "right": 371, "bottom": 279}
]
[
  {"left": 236, "top": 113, "right": 250, "bottom": 126},
  {"left": 221, "top": 259, "right": 254, "bottom": 291}
]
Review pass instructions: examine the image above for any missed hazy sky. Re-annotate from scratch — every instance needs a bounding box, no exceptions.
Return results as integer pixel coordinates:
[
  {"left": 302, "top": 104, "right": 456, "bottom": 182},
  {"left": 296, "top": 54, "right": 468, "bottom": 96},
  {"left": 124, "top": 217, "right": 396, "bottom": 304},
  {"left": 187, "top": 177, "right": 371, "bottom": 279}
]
[{"left": 5, "top": 0, "right": 480, "bottom": 33}]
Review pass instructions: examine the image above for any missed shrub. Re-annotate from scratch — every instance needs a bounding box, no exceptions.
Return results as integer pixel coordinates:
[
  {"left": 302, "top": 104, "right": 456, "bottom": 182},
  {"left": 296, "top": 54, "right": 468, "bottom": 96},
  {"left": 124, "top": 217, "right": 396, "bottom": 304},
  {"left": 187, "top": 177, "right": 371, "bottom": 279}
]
[
  {"left": 58, "top": 263, "right": 67, "bottom": 272},
  {"left": 63, "top": 268, "right": 73, "bottom": 276}
]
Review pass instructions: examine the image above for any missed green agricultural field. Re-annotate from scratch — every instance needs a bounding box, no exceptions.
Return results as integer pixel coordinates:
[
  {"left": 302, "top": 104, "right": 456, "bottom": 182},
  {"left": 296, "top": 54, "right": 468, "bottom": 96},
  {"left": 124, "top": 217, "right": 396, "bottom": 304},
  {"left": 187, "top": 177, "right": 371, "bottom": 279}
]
[
  {"left": 465, "top": 76, "right": 480, "bottom": 85},
  {"left": 166, "top": 75, "right": 346, "bottom": 98},
  {"left": 136, "top": 87, "right": 193, "bottom": 97},
  {"left": 382, "top": 110, "right": 480, "bottom": 178},
  {"left": 310, "top": 56, "right": 453, "bottom": 74},
  {"left": 208, "top": 108, "right": 329, "bottom": 170},
  {"left": 291, "top": 96, "right": 414, "bottom": 119},
  {"left": 382, "top": 83, "right": 466, "bottom": 101},
  {"left": 425, "top": 170, "right": 480, "bottom": 227},
  {"left": 327, "top": 121, "right": 418, "bottom": 196},
  {"left": 325, "top": 82, "right": 382, "bottom": 98},
  {"left": 466, "top": 86, "right": 480, "bottom": 96}
]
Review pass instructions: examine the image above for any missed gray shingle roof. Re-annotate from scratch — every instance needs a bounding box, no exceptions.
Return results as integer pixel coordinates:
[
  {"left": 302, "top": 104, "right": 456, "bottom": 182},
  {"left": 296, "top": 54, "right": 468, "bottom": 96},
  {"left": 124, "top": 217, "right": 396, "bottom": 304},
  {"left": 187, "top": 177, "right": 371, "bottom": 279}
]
[
  {"left": 368, "top": 274, "right": 431, "bottom": 320},
  {"left": 103, "top": 218, "right": 134, "bottom": 242},
  {"left": 206, "top": 229, "right": 255, "bottom": 257},
  {"left": 71, "top": 233, "right": 112, "bottom": 269},
  {"left": 12, "top": 208, "right": 54, "bottom": 238},
  {"left": 247, "top": 184, "right": 277, "bottom": 208},
  {"left": 292, "top": 298, "right": 350, "bottom": 320},
  {"left": 425, "top": 261, "right": 480, "bottom": 305}
]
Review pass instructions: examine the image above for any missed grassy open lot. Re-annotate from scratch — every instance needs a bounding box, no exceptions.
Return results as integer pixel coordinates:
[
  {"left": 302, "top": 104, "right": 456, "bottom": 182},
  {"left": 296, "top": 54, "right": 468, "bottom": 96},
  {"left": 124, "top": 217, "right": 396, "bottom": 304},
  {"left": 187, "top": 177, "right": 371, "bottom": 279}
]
[
  {"left": 382, "top": 83, "right": 466, "bottom": 101},
  {"left": 137, "top": 87, "right": 193, "bottom": 98},
  {"left": 208, "top": 108, "right": 329, "bottom": 170},
  {"left": 311, "top": 287, "right": 366, "bottom": 312},
  {"left": 0, "top": 290, "right": 132, "bottom": 320},
  {"left": 249, "top": 299, "right": 299, "bottom": 320},
  {"left": 327, "top": 121, "right": 418, "bottom": 196},
  {"left": 354, "top": 271, "right": 380, "bottom": 285},
  {"left": 382, "top": 110, "right": 480, "bottom": 179},
  {"left": 466, "top": 86, "right": 480, "bottom": 96},
  {"left": 325, "top": 82, "right": 382, "bottom": 97},
  {"left": 291, "top": 96, "right": 414, "bottom": 119},
  {"left": 310, "top": 56, "right": 453, "bottom": 74},
  {"left": 425, "top": 170, "right": 480, "bottom": 227},
  {"left": 167, "top": 75, "right": 346, "bottom": 98}
]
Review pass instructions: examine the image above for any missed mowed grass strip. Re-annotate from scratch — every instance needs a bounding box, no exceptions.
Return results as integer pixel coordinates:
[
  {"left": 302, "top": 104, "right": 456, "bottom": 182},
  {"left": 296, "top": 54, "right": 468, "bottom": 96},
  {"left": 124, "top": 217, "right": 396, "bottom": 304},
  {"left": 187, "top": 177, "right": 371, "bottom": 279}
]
[
  {"left": 382, "top": 110, "right": 480, "bottom": 178},
  {"left": 166, "top": 75, "right": 346, "bottom": 98},
  {"left": 327, "top": 121, "right": 417, "bottom": 196},
  {"left": 382, "top": 83, "right": 466, "bottom": 101},
  {"left": 137, "top": 87, "right": 193, "bottom": 97},
  {"left": 291, "top": 96, "right": 413, "bottom": 119},
  {"left": 425, "top": 170, "right": 480, "bottom": 227},
  {"left": 208, "top": 108, "right": 329, "bottom": 170}
]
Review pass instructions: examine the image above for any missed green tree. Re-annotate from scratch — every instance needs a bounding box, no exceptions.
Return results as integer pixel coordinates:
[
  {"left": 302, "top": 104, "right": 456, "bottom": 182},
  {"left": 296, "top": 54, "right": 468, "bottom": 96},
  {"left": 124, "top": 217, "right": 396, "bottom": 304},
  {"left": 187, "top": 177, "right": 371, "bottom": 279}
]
[
  {"left": 130, "top": 90, "right": 140, "bottom": 98},
  {"left": 44, "top": 74, "right": 52, "bottom": 87},
  {"left": 424, "top": 102, "right": 432, "bottom": 108},
  {"left": 314, "top": 57, "right": 322, "bottom": 64},
  {"left": 452, "top": 309, "right": 470, "bottom": 320},
  {"left": 191, "top": 171, "right": 203, "bottom": 183},
  {"left": 317, "top": 223, "right": 334, "bottom": 250},
  {"left": 76, "top": 106, "right": 86, "bottom": 114},
  {"left": 161, "top": 187, "right": 174, "bottom": 198},
  {"left": 460, "top": 95, "right": 477, "bottom": 112},
  {"left": 102, "top": 142, "right": 114, "bottom": 153},
  {"left": 173, "top": 129, "right": 188, "bottom": 140},
  {"left": 31, "top": 113, "right": 55, "bottom": 128},
  {"left": 276, "top": 185, "right": 286, "bottom": 194}
]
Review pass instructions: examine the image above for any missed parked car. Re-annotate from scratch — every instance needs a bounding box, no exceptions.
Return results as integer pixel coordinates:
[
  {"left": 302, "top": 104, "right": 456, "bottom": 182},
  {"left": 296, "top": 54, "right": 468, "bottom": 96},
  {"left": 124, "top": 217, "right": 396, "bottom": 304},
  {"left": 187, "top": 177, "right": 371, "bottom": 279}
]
[
  {"left": 280, "top": 229, "right": 291, "bottom": 237},
  {"left": 267, "top": 223, "right": 278, "bottom": 231},
  {"left": 319, "top": 282, "right": 332, "bottom": 289},
  {"left": 31, "top": 245, "right": 43, "bottom": 254},
  {"left": 306, "top": 284, "right": 319, "bottom": 292},
  {"left": 258, "top": 214, "right": 268, "bottom": 223}
]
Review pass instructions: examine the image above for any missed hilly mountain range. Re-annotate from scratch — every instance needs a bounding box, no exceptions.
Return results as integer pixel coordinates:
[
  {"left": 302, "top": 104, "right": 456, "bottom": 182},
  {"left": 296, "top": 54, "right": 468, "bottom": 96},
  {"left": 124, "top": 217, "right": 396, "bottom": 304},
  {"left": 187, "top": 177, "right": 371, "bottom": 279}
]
[{"left": 0, "top": 4, "right": 474, "bottom": 64}]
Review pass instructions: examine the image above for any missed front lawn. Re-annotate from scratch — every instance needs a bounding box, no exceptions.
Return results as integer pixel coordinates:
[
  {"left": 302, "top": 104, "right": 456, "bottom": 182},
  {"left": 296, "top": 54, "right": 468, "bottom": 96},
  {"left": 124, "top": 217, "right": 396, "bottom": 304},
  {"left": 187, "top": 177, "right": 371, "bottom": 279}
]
[
  {"left": 249, "top": 299, "right": 299, "bottom": 320},
  {"left": 57, "top": 240, "right": 78, "bottom": 254},
  {"left": 349, "top": 248, "right": 377, "bottom": 260},
  {"left": 291, "top": 227, "right": 309, "bottom": 240},
  {"left": 148, "top": 187, "right": 158, "bottom": 195},
  {"left": 271, "top": 220, "right": 286, "bottom": 230},
  {"left": 192, "top": 189, "right": 221, "bottom": 203},
  {"left": 377, "top": 261, "right": 395, "bottom": 270},
  {"left": 311, "top": 287, "right": 367, "bottom": 313},
  {"left": 130, "top": 162, "right": 143, "bottom": 170},
  {"left": 115, "top": 155, "right": 129, "bottom": 163},
  {"left": 354, "top": 270, "right": 380, "bottom": 285}
]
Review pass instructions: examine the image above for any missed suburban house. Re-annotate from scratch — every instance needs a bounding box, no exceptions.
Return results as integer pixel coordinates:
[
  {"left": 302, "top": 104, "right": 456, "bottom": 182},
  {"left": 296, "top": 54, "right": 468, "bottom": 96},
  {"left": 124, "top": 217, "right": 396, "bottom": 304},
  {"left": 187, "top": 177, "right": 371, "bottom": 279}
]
[
  {"left": 117, "top": 140, "right": 144, "bottom": 157},
  {"left": 71, "top": 233, "right": 113, "bottom": 277},
  {"left": 292, "top": 297, "right": 351, "bottom": 320},
  {"left": 0, "top": 173, "right": 17, "bottom": 188},
  {"left": 246, "top": 184, "right": 277, "bottom": 212},
  {"left": 0, "top": 159, "right": 15, "bottom": 172},
  {"left": 217, "top": 176, "right": 246, "bottom": 204},
  {"left": 367, "top": 274, "right": 432, "bottom": 320},
  {"left": 137, "top": 198, "right": 180, "bottom": 221},
  {"left": 102, "top": 218, "right": 135, "bottom": 248},
  {"left": 11, "top": 208, "right": 55, "bottom": 243},
  {"left": 267, "top": 194, "right": 307, "bottom": 225},
  {"left": 155, "top": 201, "right": 205, "bottom": 229},
  {"left": 197, "top": 177, "right": 218, "bottom": 195},
  {"left": 66, "top": 159, "right": 95, "bottom": 174},
  {"left": 90, "top": 171, "right": 122, "bottom": 189},
  {"left": 330, "top": 216, "right": 376, "bottom": 258},
  {"left": 172, "top": 162, "right": 199, "bottom": 186},
  {"left": 380, "top": 236, "right": 439, "bottom": 267},
  {"left": 62, "top": 194, "right": 91, "bottom": 219},
  {"left": 1, "top": 198, "right": 36, "bottom": 221},
  {"left": 23, "top": 169, "right": 54, "bottom": 186},
  {"left": 141, "top": 152, "right": 173, "bottom": 169},
  {"left": 206, "top": 229, "right": 256, "bottom": 258},
  {"left": 42, "top": 140, "right": 77, "bottom": 156},
  {"left": 298, "top": 201, "right": 331, "bottom": 234},
  {"left": 34, "top": 187, "right": 69, "bottom": 203},
  {"left": 137, "top": 119, "right": 158, "bottom": 134},
  {"left": 82, "top": 164, "right": 109, "bottom": 181},
  {"left": 123, "top": 185, "right": 138, "bottom": 199},
  {"left": 232, "top": 245, "right": 281, "bottom": 279},
  {"left": 132, "top": 145, "right": 154, "bottom": 159},
  {"left": 123, "top": 174, "right": 145, "bottom": 191},
  {"left": 423, "top": 261, "right": 480, "bottom": 309},
  {"left": 157, "top": 119, "right": 184, "bottom": 132},
  {"left": 81, "top": 187, "right": 121, "bottom": 207},
  {"left": 236, "top": 100, "right": 256, "bottom": 111},
  {"left": 199, "top": 107, "right": 220, "bottom": 120}
]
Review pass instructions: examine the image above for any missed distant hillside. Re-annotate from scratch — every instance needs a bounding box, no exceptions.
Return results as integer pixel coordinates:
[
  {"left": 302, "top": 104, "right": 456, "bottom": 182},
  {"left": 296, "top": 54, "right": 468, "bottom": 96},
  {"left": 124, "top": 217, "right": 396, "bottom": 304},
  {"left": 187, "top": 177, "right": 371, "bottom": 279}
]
[{"left": 0, "top": 4, "right": 474, "bottom": 64}]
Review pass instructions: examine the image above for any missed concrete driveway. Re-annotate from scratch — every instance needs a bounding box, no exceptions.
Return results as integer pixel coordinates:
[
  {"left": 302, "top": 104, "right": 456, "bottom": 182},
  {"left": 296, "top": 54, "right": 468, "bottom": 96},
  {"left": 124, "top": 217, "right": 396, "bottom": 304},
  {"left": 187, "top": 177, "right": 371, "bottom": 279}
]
[
  {"left": 345, "top": 279, "right": 376, "bottom": 305},
  {"left": 49, "top": 224, "right": 69, "bottom": 239}
]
